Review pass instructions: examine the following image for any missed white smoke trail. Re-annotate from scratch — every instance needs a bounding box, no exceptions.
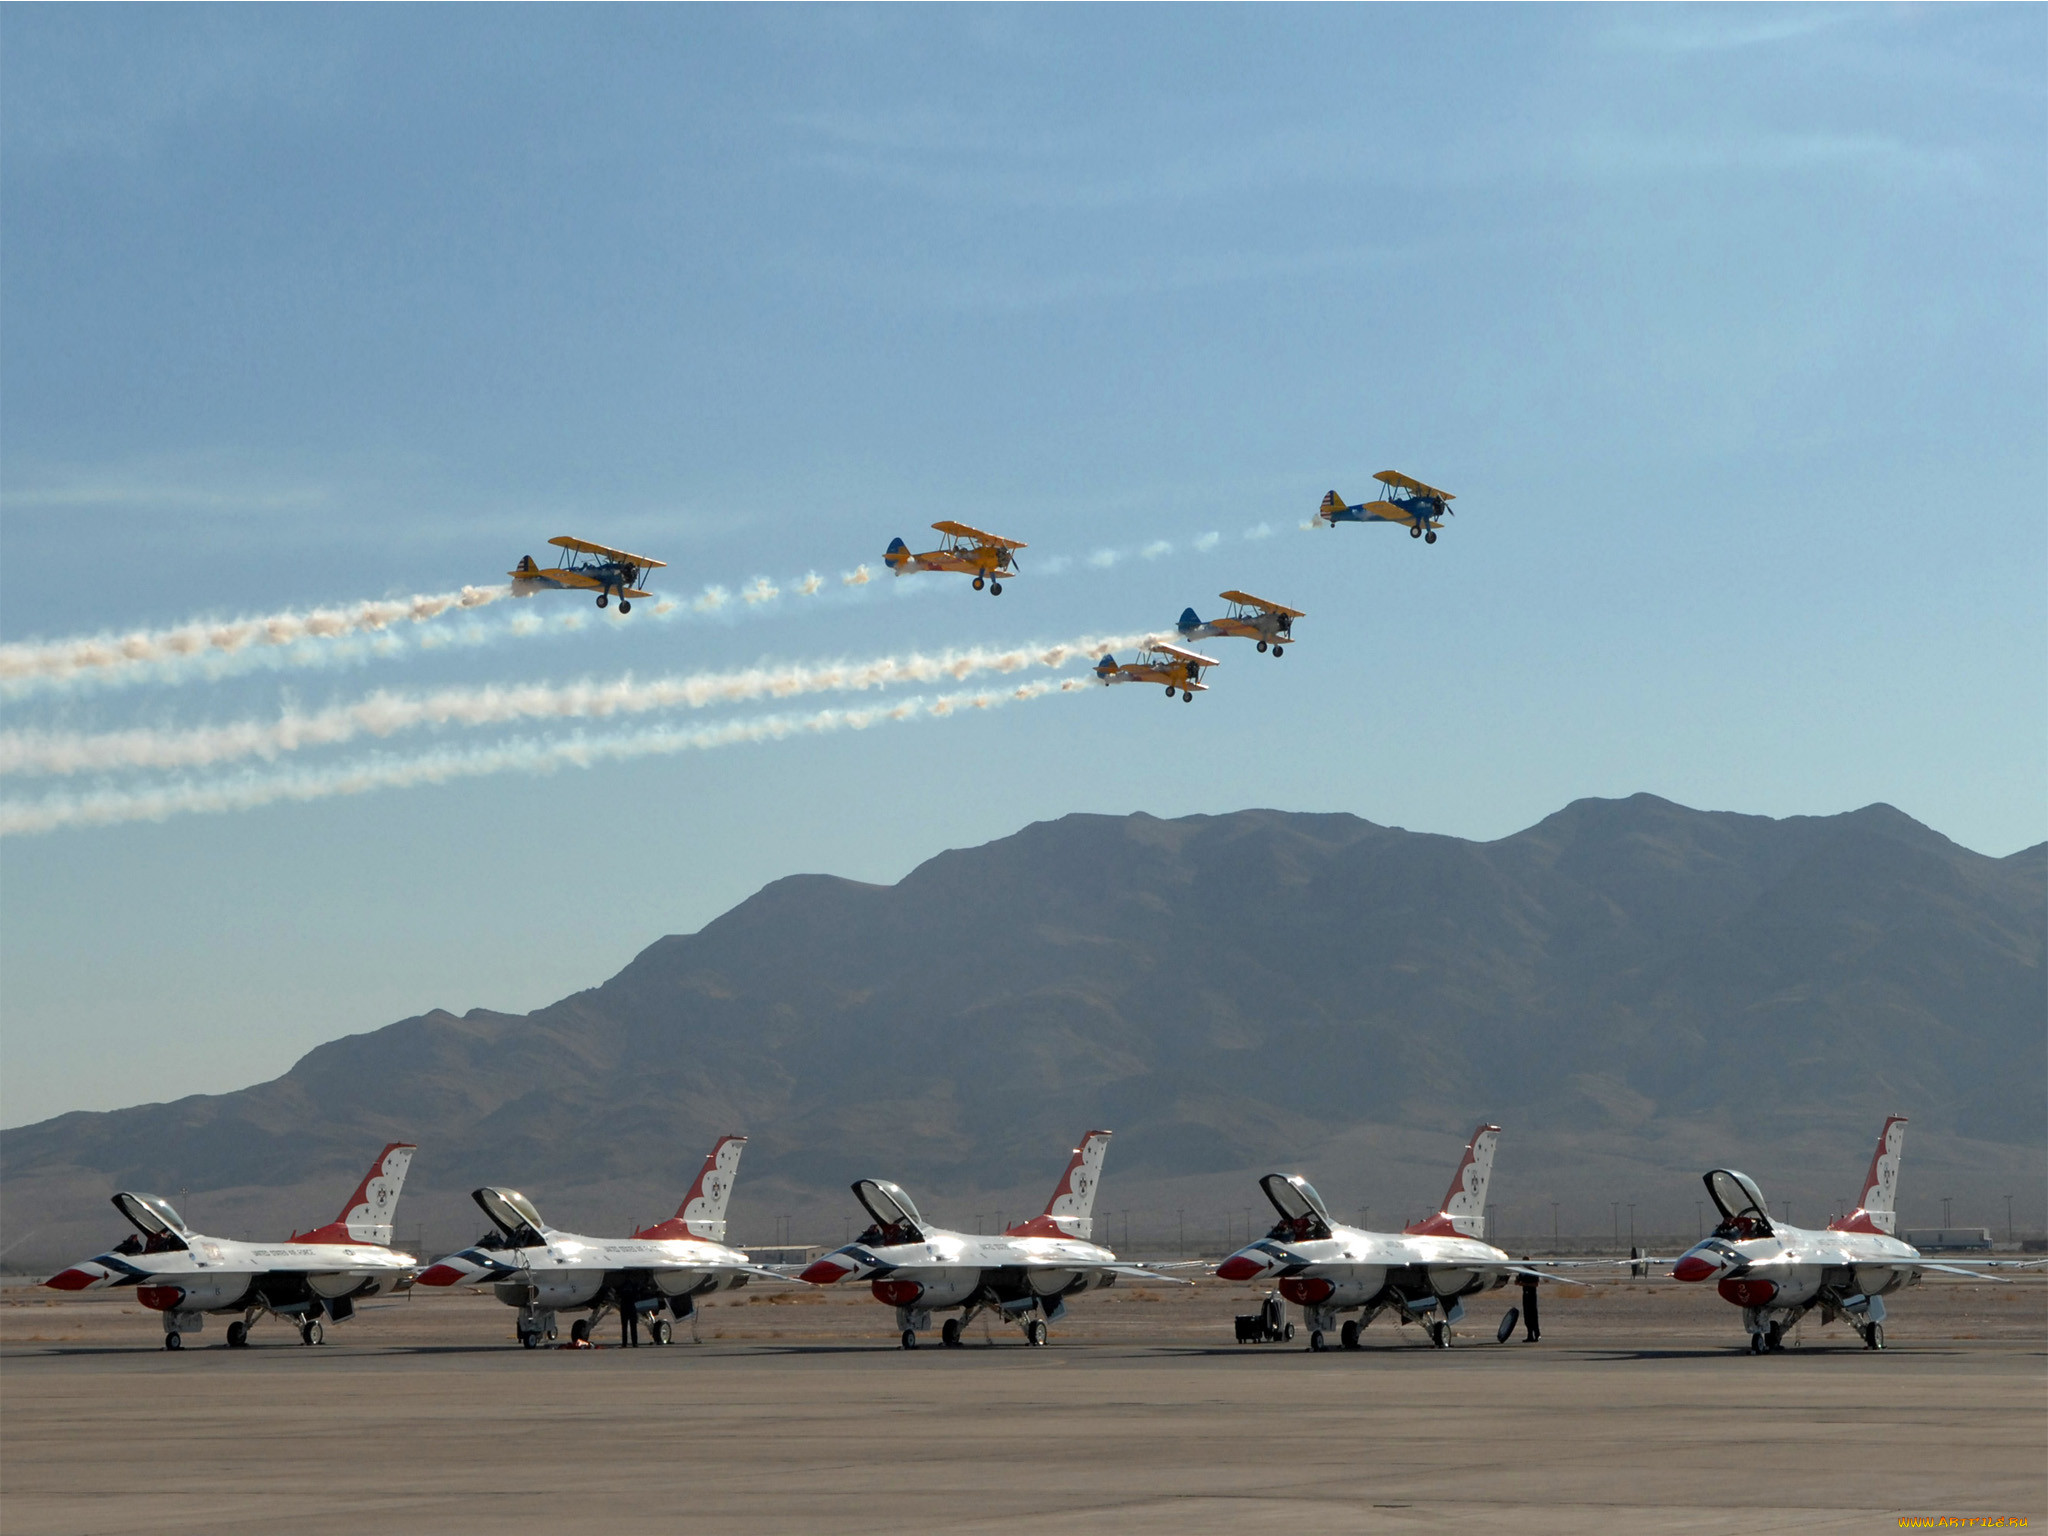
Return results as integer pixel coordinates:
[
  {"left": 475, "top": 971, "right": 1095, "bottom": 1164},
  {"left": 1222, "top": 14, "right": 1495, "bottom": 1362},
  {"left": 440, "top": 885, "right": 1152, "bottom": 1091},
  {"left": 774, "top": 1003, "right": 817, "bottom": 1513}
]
[
  {"left": 0, "top": 586, "right": 510, "bottom": 693},
  {"left": 0, "top": 631, "right": 1158, "bottom": 778},
  {"left": 0, "top": 679, "right": 1088, "bottom": 837}
]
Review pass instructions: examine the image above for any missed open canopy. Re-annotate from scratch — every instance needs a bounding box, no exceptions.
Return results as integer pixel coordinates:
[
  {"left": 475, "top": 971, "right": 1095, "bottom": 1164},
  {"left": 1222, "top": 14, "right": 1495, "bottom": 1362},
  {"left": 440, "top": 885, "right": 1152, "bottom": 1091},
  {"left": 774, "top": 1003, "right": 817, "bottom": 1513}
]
[
  {"left": 112, "top": 1192, "right": 190, "bottom": 1239},
  {"left": 1259, "top": 1174, "right": 1335, "bottom": 1240},
  {"left": 1704, "top": 1169, "right": 1772, "bottom": 1233},
  {"left": 852, "top": 1178, "right": 924, "bottom": 1239},
  {"left": 472, "top": 1187, "right": 548, "bottom": 1245}
]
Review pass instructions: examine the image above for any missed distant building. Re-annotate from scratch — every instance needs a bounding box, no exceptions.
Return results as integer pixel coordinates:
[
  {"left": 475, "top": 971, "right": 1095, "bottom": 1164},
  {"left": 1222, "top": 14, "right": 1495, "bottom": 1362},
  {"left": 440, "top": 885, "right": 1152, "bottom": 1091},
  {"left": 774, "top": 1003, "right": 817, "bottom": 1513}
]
[{"left": 1904, "top": 1227, "right": 1993, "bottom": 1252}]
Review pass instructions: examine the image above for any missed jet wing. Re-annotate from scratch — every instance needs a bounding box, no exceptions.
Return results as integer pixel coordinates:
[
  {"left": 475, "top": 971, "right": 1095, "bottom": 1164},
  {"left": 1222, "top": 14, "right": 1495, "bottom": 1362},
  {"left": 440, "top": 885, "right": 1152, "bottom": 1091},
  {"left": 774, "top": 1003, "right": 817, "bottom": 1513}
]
[
  {"left": 1096, "top": 1263, "right": 1194, "bottom": 1286},
  {"left": 547, "top": 535, "right": 668, "bottom": 568},
  {"left": 1914, "top": 1260, "right": 2038, "bottom": 1281}
]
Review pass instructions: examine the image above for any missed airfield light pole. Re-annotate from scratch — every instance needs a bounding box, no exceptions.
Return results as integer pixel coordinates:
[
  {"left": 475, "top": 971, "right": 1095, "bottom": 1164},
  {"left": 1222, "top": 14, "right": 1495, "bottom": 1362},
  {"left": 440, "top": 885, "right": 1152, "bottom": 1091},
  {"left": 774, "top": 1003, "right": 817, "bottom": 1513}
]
[
  {"left": 2005, "top": 1194, "right": 2014, "bottom": 1243},
  {"left": 1942, "top": 1196, "right": 1952, "bottom": 1230},
  {"left": 1610, "top": 1202, "right": 1619, "bottom": 1252},
  {"left": 1178, "top": 1207, "right": 1185, "bottom": 1259},
  {"left": 1627, "top": 1204, "right": 1636, "bottom": 1252},
  {"left": 1695, "top": 1202, "right": 1704, "bottom": 1240},
  {"left": 1550, "top": 1203, "right": 1559, "bottom": 1249},
  {"left": 1243, "top": 1209, "right": 1251, "bottom": 1250},
  {"left": 1122, "top": 1209, "right": 1130, "bottom": 1251}
]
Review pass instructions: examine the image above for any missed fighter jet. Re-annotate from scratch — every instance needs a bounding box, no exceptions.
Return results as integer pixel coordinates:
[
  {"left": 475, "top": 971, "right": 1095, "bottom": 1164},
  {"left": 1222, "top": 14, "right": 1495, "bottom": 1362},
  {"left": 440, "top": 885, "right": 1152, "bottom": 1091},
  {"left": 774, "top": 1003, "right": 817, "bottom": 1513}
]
[
  {"left": 1669, "top": 1116, "right": 2040, "bottom": 1353},
  {"left": 44, "top": 1143, "right": 418, "bottom": 1351},
  {"left": 798, "top": 1131, "right": 1187, "bottom": 1348},
  {"left": 1215, "top": 1124, "right": 1535, "bottom": 1352},
  {"left": 413, "top": 1134, "right": 784, "bottom": 1347}
]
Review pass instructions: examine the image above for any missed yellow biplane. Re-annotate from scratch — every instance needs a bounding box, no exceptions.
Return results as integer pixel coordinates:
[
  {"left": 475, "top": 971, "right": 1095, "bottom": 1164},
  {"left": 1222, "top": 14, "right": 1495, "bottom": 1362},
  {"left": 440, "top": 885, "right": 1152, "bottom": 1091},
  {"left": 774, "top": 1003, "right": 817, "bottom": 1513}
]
[
  {"left": 1316, "top": 471, "right": 1457, "bottom": 543},
  {"left": 883, "top": 521, "right": 1026, "bottom": 595},
  {"left": 509, "top": 537, "right": 667, "bottom": 613},
  {"left": 1094, "top": 640, "right": 1221, "bottom": 702},
  {"left": 1176, "top": 591, "right": 1304, "bottom": 657}
]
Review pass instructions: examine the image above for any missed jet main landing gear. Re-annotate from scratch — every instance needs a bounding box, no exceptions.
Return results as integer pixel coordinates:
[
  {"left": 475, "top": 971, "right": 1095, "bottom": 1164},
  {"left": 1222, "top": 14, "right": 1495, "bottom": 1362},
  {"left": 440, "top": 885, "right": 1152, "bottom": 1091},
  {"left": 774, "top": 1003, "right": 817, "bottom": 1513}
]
[{"left": 941, "top": 1317, "right": 964, "bottom": 1348}]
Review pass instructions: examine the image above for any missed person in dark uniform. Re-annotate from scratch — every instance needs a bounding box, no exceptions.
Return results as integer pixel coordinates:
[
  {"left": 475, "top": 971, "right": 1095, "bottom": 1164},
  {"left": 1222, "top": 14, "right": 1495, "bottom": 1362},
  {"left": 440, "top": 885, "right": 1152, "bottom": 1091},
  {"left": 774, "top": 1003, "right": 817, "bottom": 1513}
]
[{"left": 1518, "top": 1267, "right": 1541, "bottom": 1343}]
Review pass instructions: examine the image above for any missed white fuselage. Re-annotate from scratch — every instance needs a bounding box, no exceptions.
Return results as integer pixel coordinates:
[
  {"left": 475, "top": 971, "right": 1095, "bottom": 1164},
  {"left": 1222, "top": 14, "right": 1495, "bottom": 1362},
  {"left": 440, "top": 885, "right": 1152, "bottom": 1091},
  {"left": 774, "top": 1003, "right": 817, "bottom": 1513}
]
[
  {"left": 803, "top": 1225, "right": 1124, "bottom": 1329},
  {"left": 49, "top": 1234, "right": 414, "bottom": 1320},
  {"left": 1672, "top": 1222, "right": 1920, "bottom": 1328},
  {"left": 418, "top": 1229, "right": 756, "bottom": 1314},
  {"left": 1220, "top": 1222, "right": 1515, "bottom": 1332}
]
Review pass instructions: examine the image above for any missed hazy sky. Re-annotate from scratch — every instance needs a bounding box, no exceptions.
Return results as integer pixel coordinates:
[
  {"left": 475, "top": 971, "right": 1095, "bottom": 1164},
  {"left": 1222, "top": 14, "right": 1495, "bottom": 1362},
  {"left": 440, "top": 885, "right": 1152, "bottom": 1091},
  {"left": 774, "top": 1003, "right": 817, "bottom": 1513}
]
[{"left": 2, "top": 5, "right": 2042, "bottom": 1127}]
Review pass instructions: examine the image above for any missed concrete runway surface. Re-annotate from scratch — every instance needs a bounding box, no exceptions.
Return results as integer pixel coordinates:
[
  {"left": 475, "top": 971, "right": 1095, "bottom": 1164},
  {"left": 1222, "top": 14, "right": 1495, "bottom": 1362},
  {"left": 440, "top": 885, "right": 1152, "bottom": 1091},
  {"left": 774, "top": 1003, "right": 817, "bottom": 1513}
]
[{"left": 3, "top": 1278, "right": 2042, "bottom": 1535}]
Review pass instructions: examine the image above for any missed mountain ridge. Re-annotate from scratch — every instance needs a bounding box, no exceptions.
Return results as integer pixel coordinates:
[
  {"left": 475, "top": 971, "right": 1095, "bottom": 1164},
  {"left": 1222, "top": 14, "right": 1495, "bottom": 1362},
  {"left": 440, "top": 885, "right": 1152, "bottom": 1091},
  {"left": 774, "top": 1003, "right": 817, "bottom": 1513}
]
[{"left": 5, "top": 794, "right": 2041, "bottom": 1267}]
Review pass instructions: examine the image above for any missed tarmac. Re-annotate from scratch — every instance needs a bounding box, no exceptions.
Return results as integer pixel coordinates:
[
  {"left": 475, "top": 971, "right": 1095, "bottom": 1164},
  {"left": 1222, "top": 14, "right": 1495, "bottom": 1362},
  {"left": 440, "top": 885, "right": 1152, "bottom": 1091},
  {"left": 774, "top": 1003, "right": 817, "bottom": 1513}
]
[{"left": 2, "top": 1275, "right": 2042, "bottom": 1535}]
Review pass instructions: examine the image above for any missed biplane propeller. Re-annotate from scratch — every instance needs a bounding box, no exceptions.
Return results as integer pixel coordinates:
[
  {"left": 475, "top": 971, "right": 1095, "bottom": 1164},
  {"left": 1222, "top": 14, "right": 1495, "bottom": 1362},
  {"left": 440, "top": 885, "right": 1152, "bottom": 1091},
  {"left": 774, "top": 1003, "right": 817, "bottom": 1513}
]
[
  {"left": 1316, "top": 471, "right": 1457, "bottom": 543},
  {"left": 1177, "top": 590, "right": 1304, "bottom": 657},
  {"left": 883, "top": 521, "right": 1026, "bottom": 595},
  {"left": 509, "top": 536, "right": 667, "bottom": 613},
  {"left": 1094, "top": 640, "right": 1220, "bottom": 702}
]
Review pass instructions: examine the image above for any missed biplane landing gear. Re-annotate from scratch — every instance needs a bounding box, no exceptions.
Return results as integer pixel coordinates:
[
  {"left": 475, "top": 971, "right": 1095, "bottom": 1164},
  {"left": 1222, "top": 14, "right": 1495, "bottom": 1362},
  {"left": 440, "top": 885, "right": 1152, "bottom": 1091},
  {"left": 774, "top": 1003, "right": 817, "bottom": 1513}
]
[
  {"left": 1164, "top": 685, "right": 1175, "bottom": 698},
  {"left": 618, "top": 599, "right": 631, "bottom": 614},
  {"left": 972, "top": 577, "right": 985, "bottom": 591},
  {"left": 1425, "top": 531, "right": 1437, "bottom": 544},
  {"left": 596, "top": 594, "right": 609, "bottom": 608},
  {"left": 1181, "top": 690, "right": 1193, "bottom": 702},
  {"left": 1410, "top": 525, "right": 1423, "bottom": 539},
  {"left": 1257, "top": 640, "right": 1268, "bottom": 652},
  {"left": 1272, "top": 645, "right": 1283, "bottom": 657},
  {"left": 989, "top": 581, "right": 1001, "bottom": 595}
]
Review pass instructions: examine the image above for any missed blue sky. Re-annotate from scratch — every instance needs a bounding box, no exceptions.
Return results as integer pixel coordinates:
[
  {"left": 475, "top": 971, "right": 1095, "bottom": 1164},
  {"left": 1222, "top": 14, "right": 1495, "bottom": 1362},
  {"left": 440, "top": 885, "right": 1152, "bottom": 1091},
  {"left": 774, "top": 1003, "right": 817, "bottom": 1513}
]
[{"left": 2, "top": 5, "right": 2042, "bottom": 1126}]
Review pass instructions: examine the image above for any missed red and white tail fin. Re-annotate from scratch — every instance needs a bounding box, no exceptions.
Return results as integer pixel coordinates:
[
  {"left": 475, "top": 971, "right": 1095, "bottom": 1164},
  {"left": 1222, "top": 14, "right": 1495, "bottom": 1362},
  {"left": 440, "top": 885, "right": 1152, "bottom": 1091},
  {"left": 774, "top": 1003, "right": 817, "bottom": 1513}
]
[
  {"left": 1829, "top": 1115, "right": 1907, "bottom": 1235},
  {"left": 293, "top": 1143, "right": 416, "bottom": 1247},
  {"left": 636, "top": 1135, "right": 747, "bottom": 1243},
  {"left": 1006, "top": 1131, "right": 1113, "bottom": 1241},
  {"left": 1404, "top": 1124, "right": 1501, "bottom": 1239}
]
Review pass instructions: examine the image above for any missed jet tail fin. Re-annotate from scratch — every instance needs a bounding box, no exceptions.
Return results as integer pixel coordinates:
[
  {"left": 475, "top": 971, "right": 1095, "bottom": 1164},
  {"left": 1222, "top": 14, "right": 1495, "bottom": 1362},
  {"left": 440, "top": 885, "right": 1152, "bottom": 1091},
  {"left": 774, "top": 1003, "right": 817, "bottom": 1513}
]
[
  {"left": 294, "top": 1143, "right": 417, "bottom": 1247},
  {"left": 1006, "top": 1131, "right": 1113, "bottom": 1241},
  {"left": 636, "top": 1134, "right": 748, "bottom": 1243},
  {"left": 1829, "top": 1115, "right": 1907, "bottom": 1235},
  {"left": 1404, "top": 1124, "right": 1501, "bottom": 1239}
]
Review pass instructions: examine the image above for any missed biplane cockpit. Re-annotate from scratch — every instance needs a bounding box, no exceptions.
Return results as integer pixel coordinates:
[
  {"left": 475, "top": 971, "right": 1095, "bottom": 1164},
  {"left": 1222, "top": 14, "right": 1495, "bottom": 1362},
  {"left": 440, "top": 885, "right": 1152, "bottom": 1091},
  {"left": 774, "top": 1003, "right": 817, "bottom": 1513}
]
[
  {"left": 509, "top": 536, "right": 667, "bottom": 612},
  {"left": 883, "top": 521, "right": 1027, "bottom": 595},
  {"left": 1316, "top": 471, "right": 1458, "bottom": 543}
]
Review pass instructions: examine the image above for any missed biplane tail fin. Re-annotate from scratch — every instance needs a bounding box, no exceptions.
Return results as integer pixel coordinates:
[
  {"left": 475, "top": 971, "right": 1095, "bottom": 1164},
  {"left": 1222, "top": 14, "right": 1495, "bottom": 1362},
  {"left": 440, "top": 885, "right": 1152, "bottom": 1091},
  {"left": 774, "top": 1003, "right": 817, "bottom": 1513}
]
[
  {"left": 1177, "top": 608, "right": 1202, "bottom": 635},
  {"left": 1318, "top": 490, "right": 1347, "bottom": 523},
  {"left": 513, "top": 555, "right": 540, "bottom": 575},
  {"left": 1095, "top": 654, "right": 1118, "bottom": 681},
  {"left": 884, "top": 537, "right": 912, "bottom": 573}
]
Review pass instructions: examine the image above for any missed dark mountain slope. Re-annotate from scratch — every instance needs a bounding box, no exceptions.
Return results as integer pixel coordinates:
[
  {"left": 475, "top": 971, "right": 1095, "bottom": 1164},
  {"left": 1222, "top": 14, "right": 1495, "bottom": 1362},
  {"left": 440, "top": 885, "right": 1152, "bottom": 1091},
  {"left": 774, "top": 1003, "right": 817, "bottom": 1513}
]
[{"left": 5, "top": 796, "right": 2040, "bottom": 1266}]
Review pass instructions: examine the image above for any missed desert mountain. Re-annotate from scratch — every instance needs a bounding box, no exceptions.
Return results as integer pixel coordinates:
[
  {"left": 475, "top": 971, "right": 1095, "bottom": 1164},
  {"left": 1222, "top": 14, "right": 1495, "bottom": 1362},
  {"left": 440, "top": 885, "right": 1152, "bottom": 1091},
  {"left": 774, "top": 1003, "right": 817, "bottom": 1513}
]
[{"left": 5, "top": 795, "right": 2041, "bottom": 1266}]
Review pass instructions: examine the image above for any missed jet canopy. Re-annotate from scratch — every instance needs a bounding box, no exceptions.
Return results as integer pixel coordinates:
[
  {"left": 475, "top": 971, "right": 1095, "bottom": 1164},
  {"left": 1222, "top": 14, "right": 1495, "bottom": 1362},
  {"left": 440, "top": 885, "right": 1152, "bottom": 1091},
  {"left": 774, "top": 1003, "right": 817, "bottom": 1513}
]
[
  {"left": 1704, "top": 1169, "right": 1773, "bottom": 1239},
  {"left": 471, "top": 1187, "right": 548, "bottom": 1247},
  {"left": 852, "top": 1179, "right": 924, "bottom": 1245},
  {"left": 111, "top": 1193, "right": 191, "bottom": 1253},
  {"left": 1259, "top": 1174, "right": 1335, "bottom": 1242}
]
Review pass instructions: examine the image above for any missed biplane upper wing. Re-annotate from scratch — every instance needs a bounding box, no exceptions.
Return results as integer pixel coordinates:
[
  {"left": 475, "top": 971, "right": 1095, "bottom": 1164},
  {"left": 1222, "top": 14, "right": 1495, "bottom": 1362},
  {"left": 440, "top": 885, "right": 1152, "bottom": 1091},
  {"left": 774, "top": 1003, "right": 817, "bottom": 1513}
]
[
  {"left": 1219, "top": 590, "right": 1305, "bottom": 618},
  {"left": 1372, "top": 470, "right": 1455, "bottom": 502},
  {"left": 929, "top": 520, "right": 1027, "bottom": 550},
  {"left": 547, "top": 535, "right": 669, "bottom": 568},
  {"left": 1151, "top": 641, "right": 1222, "bottom": 668}
]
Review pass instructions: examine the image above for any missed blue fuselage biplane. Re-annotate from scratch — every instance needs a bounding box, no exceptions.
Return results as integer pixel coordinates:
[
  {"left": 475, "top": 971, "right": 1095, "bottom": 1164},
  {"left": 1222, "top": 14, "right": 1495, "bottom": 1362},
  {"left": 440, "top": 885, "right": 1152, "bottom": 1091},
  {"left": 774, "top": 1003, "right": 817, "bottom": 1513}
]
[{"left": 1318, "top": 471, "right": 1456, "bottom": 544}]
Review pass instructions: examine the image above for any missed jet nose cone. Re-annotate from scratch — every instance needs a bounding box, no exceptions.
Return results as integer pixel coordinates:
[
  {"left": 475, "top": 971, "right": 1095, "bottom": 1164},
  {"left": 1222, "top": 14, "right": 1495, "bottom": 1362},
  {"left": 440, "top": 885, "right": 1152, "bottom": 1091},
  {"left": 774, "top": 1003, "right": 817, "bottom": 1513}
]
[
  {"left": 799, "top": 1258, "right": 853, "bottom": 1286},
  {"left": 1672, "top": 1253, "right": 1719, "bottom": 1283},
  {"left": 1216, "top": 1252, "right": 1267, "bottom": 1282},
  {"left": 44, "top": 1267, "right": 99, "bottom": 1291},
  {"left": 414, "top": 1262, "right": 470, "bottom": 1287}
]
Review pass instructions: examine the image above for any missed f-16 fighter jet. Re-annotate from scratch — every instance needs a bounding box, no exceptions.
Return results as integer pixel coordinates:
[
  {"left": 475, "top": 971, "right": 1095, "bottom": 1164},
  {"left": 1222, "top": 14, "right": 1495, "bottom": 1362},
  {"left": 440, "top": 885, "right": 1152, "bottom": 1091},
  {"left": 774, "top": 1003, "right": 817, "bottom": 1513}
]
[
  {"left": 1669, "top": 1116, "right": 2040, "bottom": 1353},
  {"left": 798, "top": 1131, "right": 1187, "bottom": 1348},
  {"left": 44, "top": 1143, "right": 418, "bottom": 1351},
  {"left": 413, "top": 1134, "right": 783, "bottom": 1347},
  {"left": 1215, "top": 1124, "right": 1530, "bottom": 1352}
]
